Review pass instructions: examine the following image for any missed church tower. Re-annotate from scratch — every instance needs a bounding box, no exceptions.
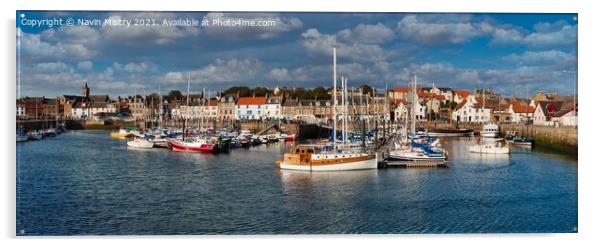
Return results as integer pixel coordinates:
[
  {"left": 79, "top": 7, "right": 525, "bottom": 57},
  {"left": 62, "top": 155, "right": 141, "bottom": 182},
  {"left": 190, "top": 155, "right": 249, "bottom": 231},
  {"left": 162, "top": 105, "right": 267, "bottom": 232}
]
[{"left": 82, "top": 81, "right": 90, "bottom": 98}]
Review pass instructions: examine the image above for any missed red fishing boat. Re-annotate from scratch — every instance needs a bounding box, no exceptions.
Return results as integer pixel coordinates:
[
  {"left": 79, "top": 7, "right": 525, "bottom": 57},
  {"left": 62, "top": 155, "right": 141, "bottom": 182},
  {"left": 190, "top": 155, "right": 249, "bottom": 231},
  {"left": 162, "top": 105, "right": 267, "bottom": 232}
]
[{"left": 168, "top": 137, "right": 217, "bottom": 153}]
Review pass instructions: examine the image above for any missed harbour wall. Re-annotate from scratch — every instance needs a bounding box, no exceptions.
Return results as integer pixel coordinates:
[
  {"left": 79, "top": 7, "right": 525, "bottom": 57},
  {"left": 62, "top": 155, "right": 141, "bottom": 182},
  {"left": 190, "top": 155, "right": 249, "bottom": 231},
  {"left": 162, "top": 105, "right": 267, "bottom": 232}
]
[{"left": 418, "top": 122, "right": 578, "bottom": 155}]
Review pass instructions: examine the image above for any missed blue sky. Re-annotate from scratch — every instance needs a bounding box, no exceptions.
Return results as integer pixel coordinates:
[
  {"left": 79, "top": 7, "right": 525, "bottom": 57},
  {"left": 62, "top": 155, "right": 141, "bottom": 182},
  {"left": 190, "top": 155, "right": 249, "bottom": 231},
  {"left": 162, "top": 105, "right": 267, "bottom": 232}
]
[{"left": 16, "top": 11, "right": 577, "bottom": 98}]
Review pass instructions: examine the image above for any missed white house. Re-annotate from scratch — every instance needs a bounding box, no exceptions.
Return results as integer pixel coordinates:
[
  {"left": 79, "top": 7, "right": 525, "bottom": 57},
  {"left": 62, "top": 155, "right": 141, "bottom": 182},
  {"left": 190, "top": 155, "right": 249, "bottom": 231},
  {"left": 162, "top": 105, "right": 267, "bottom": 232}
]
[
  {"left": 452, "top": 96, "right": 492, "bottom": 123},
  {"left": 533, "top": 101, "right": 577, "bottom": 127},
  {"left": 263, "top": 96, "right": 282, "bottom": 120},
  {"left": 507, "top": 101, "right": 535, "bottom": 123},
  {"left": 235, "top": 96, "right": 267, "bottom": 120}
]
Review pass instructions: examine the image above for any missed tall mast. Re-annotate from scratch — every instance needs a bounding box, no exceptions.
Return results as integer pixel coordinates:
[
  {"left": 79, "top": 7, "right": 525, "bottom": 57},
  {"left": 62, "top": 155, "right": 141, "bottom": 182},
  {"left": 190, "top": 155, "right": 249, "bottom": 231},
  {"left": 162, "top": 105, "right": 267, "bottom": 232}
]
[
  {"left": 482, "top": 87, "right": 485, "bottom": 123},
  {"left": 332, "top": 46, "right": 337, "bottom": 149},
  {"left": 342, "top": 76, "right": 347, "bottom": 144},
  {"left": 411, "top": 75, "right": 417, "bottom": 137},
  {"left": 184, "top": 72, "right": 191, "bottom": 140},
  {"left": 159, "top": 85, "right": 163, "bottom": 129}
]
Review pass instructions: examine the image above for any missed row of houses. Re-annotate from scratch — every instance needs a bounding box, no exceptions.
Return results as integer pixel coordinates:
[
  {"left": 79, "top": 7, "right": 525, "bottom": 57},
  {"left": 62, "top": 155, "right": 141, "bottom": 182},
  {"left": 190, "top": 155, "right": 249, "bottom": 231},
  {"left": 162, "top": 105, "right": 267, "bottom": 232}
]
[{"left": 17, "top": 82, "right": 577, "bottom": 127}]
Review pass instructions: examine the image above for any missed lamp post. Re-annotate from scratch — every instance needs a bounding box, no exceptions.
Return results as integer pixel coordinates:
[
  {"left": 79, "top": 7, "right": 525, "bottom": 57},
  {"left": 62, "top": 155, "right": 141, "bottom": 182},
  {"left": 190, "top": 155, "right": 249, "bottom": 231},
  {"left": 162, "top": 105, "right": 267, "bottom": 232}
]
[{"left": 562, "top": 70, "right": 577, "bottom": 128}]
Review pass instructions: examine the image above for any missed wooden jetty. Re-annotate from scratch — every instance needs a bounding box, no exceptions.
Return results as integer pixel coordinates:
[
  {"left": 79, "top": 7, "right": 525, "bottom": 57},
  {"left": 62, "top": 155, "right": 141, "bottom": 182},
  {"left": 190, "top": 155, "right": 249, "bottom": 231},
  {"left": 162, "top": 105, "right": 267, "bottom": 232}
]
[{"left": 378, "top": 160, "right": 448, "bottom": 168}]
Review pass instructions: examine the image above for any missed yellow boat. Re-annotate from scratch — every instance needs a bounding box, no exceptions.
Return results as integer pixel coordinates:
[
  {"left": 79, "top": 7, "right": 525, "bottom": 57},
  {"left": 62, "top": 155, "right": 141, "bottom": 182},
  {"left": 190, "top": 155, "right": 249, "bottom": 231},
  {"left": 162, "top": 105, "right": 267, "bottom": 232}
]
[{"left": 110, "top": 128, "right": 136, "bottom": 139}]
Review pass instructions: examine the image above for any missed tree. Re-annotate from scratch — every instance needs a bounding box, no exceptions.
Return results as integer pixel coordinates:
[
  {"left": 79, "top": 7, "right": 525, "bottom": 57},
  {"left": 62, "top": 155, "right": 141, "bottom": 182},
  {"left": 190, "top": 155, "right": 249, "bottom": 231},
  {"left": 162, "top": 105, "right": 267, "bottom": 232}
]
[
  {"left": 167, "top": 90, "right": 183, "bottom": 101},
  {"left": 358, "top": 84, "right": 374, "bottom": 96}
]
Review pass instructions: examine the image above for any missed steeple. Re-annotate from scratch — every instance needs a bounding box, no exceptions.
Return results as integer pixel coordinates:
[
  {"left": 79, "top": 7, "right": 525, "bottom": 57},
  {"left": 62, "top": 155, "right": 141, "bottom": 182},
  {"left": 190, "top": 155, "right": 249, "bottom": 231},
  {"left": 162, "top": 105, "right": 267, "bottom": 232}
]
[{"left": 82, "top": 81, "right": 90, "bottom": 98}]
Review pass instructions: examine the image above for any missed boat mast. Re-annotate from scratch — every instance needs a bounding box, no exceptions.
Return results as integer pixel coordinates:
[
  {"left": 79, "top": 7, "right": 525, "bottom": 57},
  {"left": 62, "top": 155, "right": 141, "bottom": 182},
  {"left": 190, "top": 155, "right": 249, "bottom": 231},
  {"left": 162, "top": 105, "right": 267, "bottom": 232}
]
[
  {"left": 332, "top": 46, "right": 337, "bottom": 150},
  {"left": 159, "top": 85, "right": 163, "bottom": 130},
  {"left": 342, "top": 76, "right": 347, "bottom": 145},
  {"left": 482, "top": 87, "right": 485, "bottom": 123},
  {"left": 184, "top": 72, "right": 191, "bottom": 140},
  {"left": 410, "top": 75, "right": 417, "bottom": 137}
]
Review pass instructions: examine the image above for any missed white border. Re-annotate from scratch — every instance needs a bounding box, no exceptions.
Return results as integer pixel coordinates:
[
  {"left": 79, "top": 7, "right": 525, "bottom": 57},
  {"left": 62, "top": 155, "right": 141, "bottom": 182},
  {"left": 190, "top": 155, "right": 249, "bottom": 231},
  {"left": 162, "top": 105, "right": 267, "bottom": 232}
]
[{"left": 2, "top": 0, "right": 599, "bottom": 246}]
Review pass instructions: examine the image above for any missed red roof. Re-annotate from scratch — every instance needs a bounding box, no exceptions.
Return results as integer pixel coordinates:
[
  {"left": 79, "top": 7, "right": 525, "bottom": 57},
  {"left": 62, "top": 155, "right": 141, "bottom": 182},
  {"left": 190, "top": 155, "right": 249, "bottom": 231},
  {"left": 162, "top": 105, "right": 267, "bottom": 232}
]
[
  {"left": 236, "top": 97, "right": 266, "bottom": 105},
  {"left": 207, "top": 99, "right": 218, "bottom": 106},
  {"left": 511, "top": 101, "right": 535, "bottom": 113},
  {"left": 454, "top": 90, "right": 470, "bottom": 98},
  {"left": 392, "top": 87, "right": 410, "bottom": 93}
]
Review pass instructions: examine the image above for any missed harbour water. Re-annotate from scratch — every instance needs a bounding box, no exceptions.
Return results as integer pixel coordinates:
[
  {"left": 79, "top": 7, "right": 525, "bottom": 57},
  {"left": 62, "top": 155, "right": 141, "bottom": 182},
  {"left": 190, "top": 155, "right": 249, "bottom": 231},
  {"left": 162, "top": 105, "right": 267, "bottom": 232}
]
[{"left": 16, "top": 130, "right": 577, "bottom": 235}]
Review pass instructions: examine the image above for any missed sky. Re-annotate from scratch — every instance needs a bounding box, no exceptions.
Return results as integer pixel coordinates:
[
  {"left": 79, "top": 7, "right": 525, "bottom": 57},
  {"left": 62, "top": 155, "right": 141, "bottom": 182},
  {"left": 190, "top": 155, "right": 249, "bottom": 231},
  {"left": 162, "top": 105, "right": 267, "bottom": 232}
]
[{"left": 16, "top": 11, "right": 578, "bottom": 98}]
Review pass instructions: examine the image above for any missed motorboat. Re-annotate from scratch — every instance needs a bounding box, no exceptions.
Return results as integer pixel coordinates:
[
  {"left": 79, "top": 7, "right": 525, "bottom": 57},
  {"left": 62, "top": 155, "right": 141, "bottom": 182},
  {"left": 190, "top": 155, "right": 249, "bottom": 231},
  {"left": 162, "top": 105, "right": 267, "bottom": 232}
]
[
  {"left": 512, "top": 136, "right": 534, "bottom": 147},
  {"left": 127, "top": 138, "right": 154, "bottom": 149},
  {"left": 469, "top": 140, "right": 510, "bottom": 154},
  {"left": 43, "top": 128, "right": 57, "bottom": 137},
  {"left": 28, "top": 130, "right": 44, "bottom": 140},
  {"left": 480, "top": 123, "right": 499, "bottom": 138}
]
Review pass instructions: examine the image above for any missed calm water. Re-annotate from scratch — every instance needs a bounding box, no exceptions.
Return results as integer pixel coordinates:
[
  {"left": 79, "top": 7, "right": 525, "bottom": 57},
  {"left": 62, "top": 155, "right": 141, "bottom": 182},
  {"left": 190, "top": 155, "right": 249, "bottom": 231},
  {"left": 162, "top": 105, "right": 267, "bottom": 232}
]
[{"left": 16, "top": 130, "right": 577, "bottom": 235}]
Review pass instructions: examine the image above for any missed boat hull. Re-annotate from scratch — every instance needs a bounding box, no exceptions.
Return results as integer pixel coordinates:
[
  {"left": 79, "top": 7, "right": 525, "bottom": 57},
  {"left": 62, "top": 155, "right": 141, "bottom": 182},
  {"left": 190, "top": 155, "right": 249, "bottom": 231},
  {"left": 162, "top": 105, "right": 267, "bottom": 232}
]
[
  {"left": 16, "top": 135, "right": 29, "bottom": 142},
  {"left": 469, "top": 145, "right": 509, "bottom": 154},
  {"left": 127, "top": 140, "right": 154, "bottom": 149},
  {"left": 168, "top": 140, "right": 216, "bottom": 153},
  {"left": 279, "top": 157, "right": 377, "bottom": 171}
]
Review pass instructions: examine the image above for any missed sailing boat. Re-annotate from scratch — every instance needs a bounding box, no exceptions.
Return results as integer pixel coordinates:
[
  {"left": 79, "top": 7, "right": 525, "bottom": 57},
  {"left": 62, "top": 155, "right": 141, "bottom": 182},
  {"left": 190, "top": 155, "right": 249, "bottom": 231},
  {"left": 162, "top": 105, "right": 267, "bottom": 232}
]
[
  {"left": 277, "top": 46, "right": 377, "bottom": 171},
  {"left": 388, "top": 75, "right": 447, "bottom": 162}
]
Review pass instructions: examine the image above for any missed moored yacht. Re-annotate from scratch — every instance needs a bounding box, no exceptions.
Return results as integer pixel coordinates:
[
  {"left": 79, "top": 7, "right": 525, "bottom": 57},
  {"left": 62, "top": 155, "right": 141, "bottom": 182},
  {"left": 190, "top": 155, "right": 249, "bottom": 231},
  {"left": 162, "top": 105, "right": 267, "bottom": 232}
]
[{"left": 277, "top": 145, "right": 377, "bottom": 171}]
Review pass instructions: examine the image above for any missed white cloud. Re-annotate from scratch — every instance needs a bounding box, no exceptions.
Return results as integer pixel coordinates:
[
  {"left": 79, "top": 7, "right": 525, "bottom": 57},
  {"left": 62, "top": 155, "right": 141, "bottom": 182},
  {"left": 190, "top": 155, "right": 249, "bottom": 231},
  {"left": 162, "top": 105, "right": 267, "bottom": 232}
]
[
  {"left": 488, "top": 20, "right": 576, "bottom": 48},
  {"left": 77, "top": 61, "right": 93, "bottom": 71},
  {"left": 33, "top": 62, "right": 71, "bottom": 73},
  {"left": 396, "top": 15, "right": 482, "bottom": 45},
  {"left": 300, "top": 28, "right": 388, "bottom": 62},
  {"left": 112, "top": 61, "right": 157, "bottom": 73},
  {"left": 503, "top": 50, "right": 575, "bottom": 66},
  {"left": 163, "top": 58, "right": 264, "bottom": 84},
  {"left": 268, "top": 68, "right": 290, "bottom": 81},
  {"left": 18, "top": 29, "right": 97, "bottom": 62},
  {"left": 337, "top": 23, "right": 394, "bottom": 45}
]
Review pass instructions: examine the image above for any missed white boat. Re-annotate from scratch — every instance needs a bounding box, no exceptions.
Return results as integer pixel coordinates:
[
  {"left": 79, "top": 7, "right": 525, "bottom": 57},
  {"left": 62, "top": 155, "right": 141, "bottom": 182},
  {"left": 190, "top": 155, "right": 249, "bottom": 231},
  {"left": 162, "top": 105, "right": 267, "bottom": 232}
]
[
  {"left": 28, "top": 130, "right": 44, "bottom": 140},
  {"left": 127, "top": 138, "right": 155, "bottom": 149},
  {"left": 469, "top": 142, "right": 510, "bottom": 154},
  {"left": 481, "top": 123, "right": 499, "bottom": 138},
  {"left": 16, "top": 129, "right": 29, "bottom": 142}
]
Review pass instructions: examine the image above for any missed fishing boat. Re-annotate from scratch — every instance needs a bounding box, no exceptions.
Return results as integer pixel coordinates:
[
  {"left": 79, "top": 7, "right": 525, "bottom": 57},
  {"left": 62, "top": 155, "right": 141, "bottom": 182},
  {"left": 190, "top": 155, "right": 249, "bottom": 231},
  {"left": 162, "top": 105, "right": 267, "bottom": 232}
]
[
  {"left": 168, "top": 137, "right": 217, "bottom": 153},
  {"left": 16, "top": 129, "right": 29, "bottom": 142},
  {"left": 480, "top": 123, "right": 499, "bottom": 138},
  {"left": 469, "top": 138, "right": 509, "bottom": 154},
  {"left": 127, "top": 138, "right": 154, "bottom": 149}
]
